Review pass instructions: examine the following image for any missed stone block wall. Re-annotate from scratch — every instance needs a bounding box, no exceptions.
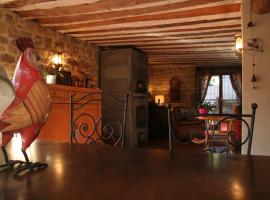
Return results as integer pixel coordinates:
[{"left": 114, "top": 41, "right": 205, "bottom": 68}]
[
  {"left": 0, "top": 8, "right": 98, "bottom": 87},
  {"left": 149, "top": 65, "right": 196, "bottom": 110}
]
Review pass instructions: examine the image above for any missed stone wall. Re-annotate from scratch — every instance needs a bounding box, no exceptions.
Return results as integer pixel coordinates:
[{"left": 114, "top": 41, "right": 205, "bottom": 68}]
[
  {"left": 0, "top": 8, "right": 99, "bottom": 87},
  {"left": 149, "top": 65, "right": 196, "bottom": 110}
]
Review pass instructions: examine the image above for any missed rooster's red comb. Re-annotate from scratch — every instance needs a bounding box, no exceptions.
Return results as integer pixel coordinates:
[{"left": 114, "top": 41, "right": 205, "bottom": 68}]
[{"left": 16, "top": 37, "right": 35, "bottom": 52}]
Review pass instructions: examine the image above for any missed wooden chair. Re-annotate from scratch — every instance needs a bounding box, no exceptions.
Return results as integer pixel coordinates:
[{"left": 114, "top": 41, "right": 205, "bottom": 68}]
[
  {"left": 70, "top": 92, "right": 128, "bottom": 147},
  {"left": 207, "top": 104, "right": 242, "bottom": 154},
  {"left": 172, "top": 106, "right": 205, "bottom": 142},
  {"left": 207, "top": 104, "right": 257, "bottom": 155},
  {"left": 167, "top": 105, "right": 205, "bottom": 151},
  {"left": 167, "top": 103, "right": 258, "bottom": 155}
]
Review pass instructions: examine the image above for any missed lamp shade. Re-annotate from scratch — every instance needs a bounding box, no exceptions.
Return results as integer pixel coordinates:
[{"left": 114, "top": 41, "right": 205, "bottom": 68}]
[
  {"left": 52, "top": 53, "right": 62, "bottom": 66},
  {"left": 155, "top": 95, "right": 164, "bottom": 105},
  {"left": 235, "top": 34, "right": 243, "bottom": 52}
]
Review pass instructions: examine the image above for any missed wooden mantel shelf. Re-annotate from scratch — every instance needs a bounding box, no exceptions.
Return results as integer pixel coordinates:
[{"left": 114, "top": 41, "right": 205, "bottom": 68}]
[
  {"left": 39, "top": 84, "right": 101, "bottom": 143},
  {"left": 48, "top": 84, "right": 100, "bottom": 93},
  {"left": 47, "top": 84, "right": 100, "bottom": 104}
]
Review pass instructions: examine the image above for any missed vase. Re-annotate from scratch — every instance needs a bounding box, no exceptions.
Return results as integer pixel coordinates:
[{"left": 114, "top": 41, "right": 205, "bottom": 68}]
[
  {"left": 46, "top": 74, "right": 56, "bottom": 84},
  {"left": 198, "top": 108, "right": 208, "bottom": 114}
]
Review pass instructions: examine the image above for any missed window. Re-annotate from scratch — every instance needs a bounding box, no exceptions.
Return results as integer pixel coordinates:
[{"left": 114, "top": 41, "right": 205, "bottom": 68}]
[{"left": 204, "top": 75, "right": 238, "bottom": 114}]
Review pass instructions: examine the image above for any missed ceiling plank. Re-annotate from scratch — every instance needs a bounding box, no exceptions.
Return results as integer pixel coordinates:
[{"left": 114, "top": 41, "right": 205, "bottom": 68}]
[
  {"left": 1, "top": 0, "right": 242, "bottom": 66},
  {"left": 1, "top": 0, "right": 55, "bottom": 9},
  {"left": 66, "top": 17, "right": 241, "bottom": 35},
  {"left": 13, "top": 0, "right": 183, "bottom": 16},
  {"left": 94, "top": 41, "right": 235, "bottom": 48},
  {"left": 35, "top": 0, "right": 229, "bottom": 24},
  {"left": 147, "top": 51, "right": 236, "bottom": 55},
  {"left": 149, "top": 59, "right": 240, "bottom": 62},
  {"left": 146, "top": 52, "right": 236, "bottom": 55},
  {"left": 70, "top": 24, "right": 241, "bottom": 38},
  {"left": 148, "top": 61, "right": 241, "bottom": 65},
  {"left": 47, "top": 3, "right": 240, "bottom": 30},
  {"left": 79, "top": 30, "right": 240, "bottom": 43},
  {"left": 100, "top": 45, "right": 235, "bottom": 51},
  {"left": 91, "top": 39, "right": 236, "bottom": 47}
]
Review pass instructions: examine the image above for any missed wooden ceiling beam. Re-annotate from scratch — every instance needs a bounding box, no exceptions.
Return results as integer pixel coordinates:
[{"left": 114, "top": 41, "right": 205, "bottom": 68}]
[
  {"left": 149, "top": 57, "right": 240, "bottom": 61},
  {"left": 48, "top": 3, "right": 240, "bottom": 31},
  {"left": 147, "top": 53, "right": 236, "bottom": 57},
  {"left": 149, "top": 57, "right": 238, "bottom": 60},
  {"left": 148, "top": 61, "right": 241, "bottom": 65},
  {"left": 149, "top": 60, "right": 241, "bottom": 63},
  {"left": 35, "top": 0, "right": 230, "bottom": 23},
  {"left": 149, "top": 59, "right": 240, "bottom": 63},
  {"left": 1, "top": 0, "right": 54, "bottom": 9},
  {"left": 11, "top": 0, "right": 190, "bottom": 16},
  {"left": 89, "top": 37, "right": 235, "bottom": 47},
  {"left": 143, "top": 43, "right": 236, "bottom": 47},
  {"left": 92, "top": 36, "right": 235, "bottom": 46},
  {"left": 138, "top": 45, "right": 235, "bottom": 51},
  {"left": 145, "top": 52, "right": 236, "bottom": 56},
  {"left": 148, "top": 54, "right": 237, "bottom": 57},
  {"left": 96, "top": 41, "right": 235, "bottom": 48},
  {"left": 149, "top": 58, "right": 240, "bottom": 61},
  {"left": 143, "top": 50, "right": 235, "bottom": 54},
  {"left": 8, "top": 0, "right": 169, "bottom": 11},
  {"left": 71, "top": 24, "right": 241, "bottom": 38},
  {"left": 1, "top": 0, "right": 242, "bottom": 67},
  {"left": 149, "top": 60, "right": 240, "bottom": 63},
  {"left": 147, "top": 51, "right": 235, "bottom": 55},
  {"left": 149, "top": 62, "right": 241, "bottom": 65},
  {"left": 64, "top": 17, "right": 240, "bottom": 34},
  {"left": 80, "top": 30, "right": 239, "bottom": 43},
  {"left": 147, "top": 54, "right": 237, "bottom": 57}
]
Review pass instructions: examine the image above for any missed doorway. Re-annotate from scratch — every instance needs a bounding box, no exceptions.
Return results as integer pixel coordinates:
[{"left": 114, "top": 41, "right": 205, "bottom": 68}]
[{"left": 204, "top": 75, "right": 239, "bottom": 114}]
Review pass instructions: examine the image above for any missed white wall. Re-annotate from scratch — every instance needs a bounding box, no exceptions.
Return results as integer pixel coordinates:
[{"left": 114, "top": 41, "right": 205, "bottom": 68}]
[{"left": 242, "top": 0, "right": 270, "bottom": 156}]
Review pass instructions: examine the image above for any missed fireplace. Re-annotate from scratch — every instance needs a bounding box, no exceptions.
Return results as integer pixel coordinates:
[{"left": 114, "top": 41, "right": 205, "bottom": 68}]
[{"left": 101, "top": 48, "right": 148, "bottom": 147}]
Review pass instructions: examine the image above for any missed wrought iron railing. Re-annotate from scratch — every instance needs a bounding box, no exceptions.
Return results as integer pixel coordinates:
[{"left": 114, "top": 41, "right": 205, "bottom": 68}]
[
  {"left": 70, "top": 92, "right": 129, "bottom": 147},
  {"left": 167, "top": 103, "right": 257, "bottom": 156}
]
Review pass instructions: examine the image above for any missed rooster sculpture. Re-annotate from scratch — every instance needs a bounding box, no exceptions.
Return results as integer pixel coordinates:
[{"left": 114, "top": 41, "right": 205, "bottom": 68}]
[{"left": 0, "top": 38, "right": 51, "bottom": 175}]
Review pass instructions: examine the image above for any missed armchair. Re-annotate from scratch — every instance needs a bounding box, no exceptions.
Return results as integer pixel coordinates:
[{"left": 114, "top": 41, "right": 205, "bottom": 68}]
[{"left": 171, "top": 106, "right": 205, "bottom": 144}]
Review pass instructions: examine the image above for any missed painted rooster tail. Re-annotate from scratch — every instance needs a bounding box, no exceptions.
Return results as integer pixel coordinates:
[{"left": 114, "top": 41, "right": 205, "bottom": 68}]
[
  {"left": 0, "top": 120, "right": 10, "bottom": 131},
  {"left": 0, "top": 66, "right": 15, "bottom": 117}
]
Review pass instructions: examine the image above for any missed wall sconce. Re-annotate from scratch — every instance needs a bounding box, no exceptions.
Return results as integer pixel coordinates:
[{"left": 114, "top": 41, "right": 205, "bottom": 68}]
[
  {"left": 235, "top": 34, "right": 263, "bottom": 57},
  {"left": 155, "top": 95, "right": 164, "bottom": 105},
  {"left": 235, "top": 34, "right": 262, "bottom": 89},
  {"left": 235, "top": 33, "right": 264, "bottom": 89},
  {"left": 51, "top": 53, "right": 62, "bottom": 70},
  {"left": 235, "top": 34, "right": 243, "bottom": 54}
]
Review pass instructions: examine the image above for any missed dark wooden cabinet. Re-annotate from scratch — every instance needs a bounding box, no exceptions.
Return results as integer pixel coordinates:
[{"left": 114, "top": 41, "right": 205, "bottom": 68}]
[{"left": 148, "top": 104, "right": 169, "bottom": 138}]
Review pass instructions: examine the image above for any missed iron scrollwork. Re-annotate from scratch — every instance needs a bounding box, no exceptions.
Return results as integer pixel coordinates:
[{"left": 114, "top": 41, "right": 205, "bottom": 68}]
[
  {"left": 167, "top": 103, "right": 258, "bottom": 155},
  {"left": 70, "top": 92, "right": 128, "bottom": 147}
]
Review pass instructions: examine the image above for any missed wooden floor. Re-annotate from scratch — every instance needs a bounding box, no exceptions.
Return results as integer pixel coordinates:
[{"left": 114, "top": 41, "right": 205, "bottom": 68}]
[
  {"left": 147, "top": 135, "right": 205, "bottom": 154},
  {"left": 1, "top": 140, "right": 270, "bottom": 200}
]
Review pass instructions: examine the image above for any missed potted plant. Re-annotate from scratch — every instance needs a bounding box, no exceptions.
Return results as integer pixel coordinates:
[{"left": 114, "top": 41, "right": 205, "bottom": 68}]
[
  {"left": 197, "top": 102, "right": 214, "bottom": 114},
  {"left": 40, "top": 65, "right": 64, "bottom": 84}
]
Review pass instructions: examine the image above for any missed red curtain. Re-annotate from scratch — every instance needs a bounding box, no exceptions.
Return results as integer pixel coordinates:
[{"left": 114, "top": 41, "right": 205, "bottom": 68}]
[
  {"left": 230, "top": 73, "right": 242, "bottom": 102},
  {"left": 197, "top": 70, "right": 212, "bottom": 103}
]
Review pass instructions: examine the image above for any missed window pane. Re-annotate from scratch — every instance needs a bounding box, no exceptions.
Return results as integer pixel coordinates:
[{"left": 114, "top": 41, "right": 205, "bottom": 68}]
[
  {"left": 222, "top": 75, "right": 238, "bottom": 114},
  {"left": 204, "top": 75, "right": 219, "bottom": 113}
]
